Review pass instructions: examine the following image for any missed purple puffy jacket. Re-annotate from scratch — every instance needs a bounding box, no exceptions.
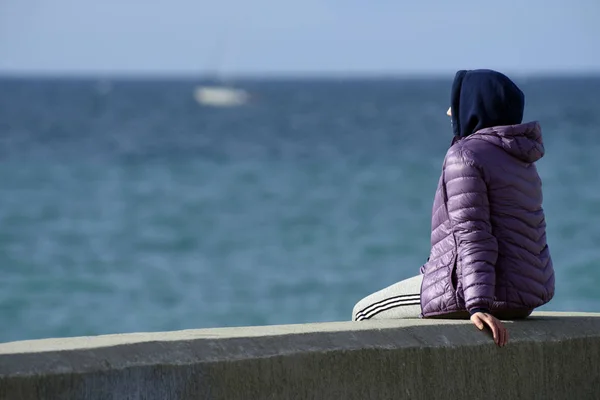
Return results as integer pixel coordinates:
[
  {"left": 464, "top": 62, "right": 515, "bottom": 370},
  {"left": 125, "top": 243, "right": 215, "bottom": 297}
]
[{"left": 419, "top": 121, "right": 555, "bottom": 317}]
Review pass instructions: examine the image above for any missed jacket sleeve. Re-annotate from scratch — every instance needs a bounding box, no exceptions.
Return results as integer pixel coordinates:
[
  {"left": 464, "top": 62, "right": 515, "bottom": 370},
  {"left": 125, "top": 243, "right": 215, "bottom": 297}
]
[{"left": 445, "top": 150, "right": 498, "bottom": 312}]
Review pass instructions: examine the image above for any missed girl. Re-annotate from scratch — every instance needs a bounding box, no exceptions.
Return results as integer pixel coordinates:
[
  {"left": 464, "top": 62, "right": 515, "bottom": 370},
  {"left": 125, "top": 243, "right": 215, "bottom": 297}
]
[{"left": 352, "top": 70, "right": 555, "bottom": 347}]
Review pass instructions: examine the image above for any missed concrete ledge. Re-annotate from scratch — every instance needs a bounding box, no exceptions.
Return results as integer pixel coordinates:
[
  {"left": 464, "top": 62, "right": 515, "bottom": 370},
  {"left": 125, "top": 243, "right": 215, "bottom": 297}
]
[{"left": 1, "top": 312, "right": 599, "bottom": 400}]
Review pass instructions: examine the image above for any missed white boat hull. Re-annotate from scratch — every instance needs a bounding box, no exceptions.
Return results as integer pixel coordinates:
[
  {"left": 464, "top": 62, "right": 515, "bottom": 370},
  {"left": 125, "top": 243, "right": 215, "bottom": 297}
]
[{"left": 194, "top": 86, "right": 248, "bottom": 107}]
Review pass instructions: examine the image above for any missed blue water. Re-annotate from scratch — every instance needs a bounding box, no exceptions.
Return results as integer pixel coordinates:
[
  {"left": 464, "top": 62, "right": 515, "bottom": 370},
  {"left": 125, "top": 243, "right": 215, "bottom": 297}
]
[{"left": 1, "top": 77, "right": 599, "bottom": 343}]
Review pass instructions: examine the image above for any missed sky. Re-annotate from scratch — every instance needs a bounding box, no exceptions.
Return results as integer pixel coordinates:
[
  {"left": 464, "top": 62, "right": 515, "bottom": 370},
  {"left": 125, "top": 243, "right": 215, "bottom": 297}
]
[{"left": 1, "top": 0, "right": 599, "bottom": 77}]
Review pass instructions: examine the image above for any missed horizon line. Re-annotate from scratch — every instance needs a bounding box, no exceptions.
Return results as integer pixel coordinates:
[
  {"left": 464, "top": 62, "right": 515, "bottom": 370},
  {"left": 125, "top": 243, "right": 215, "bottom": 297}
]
[{"left": 1, "top": 69, "right": 600, "bottom": 81}]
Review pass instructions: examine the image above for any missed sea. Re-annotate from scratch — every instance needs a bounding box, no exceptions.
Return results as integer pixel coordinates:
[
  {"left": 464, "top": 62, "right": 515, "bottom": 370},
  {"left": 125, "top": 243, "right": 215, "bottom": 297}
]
[{"left": 0, "top": 76, "right": 599, "bottom": 343}]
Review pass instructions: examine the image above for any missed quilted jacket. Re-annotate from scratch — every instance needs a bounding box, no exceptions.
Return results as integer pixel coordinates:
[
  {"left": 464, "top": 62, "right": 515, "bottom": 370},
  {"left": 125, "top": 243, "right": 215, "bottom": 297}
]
[{"left": 419, "top": 121, "right": 555, "bottom": 317}]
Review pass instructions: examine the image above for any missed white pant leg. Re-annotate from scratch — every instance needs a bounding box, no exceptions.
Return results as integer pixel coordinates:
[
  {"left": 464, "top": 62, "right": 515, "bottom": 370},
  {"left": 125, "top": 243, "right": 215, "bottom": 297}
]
[{"left": 352, "top": 275, "right": 423, "bottom": 321}]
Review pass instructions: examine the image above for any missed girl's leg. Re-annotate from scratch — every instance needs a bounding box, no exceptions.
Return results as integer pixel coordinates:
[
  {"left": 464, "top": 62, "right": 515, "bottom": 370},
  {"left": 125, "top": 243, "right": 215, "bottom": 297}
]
[{"left": 352, "top": 275, "right": 423, "bottom": 321}]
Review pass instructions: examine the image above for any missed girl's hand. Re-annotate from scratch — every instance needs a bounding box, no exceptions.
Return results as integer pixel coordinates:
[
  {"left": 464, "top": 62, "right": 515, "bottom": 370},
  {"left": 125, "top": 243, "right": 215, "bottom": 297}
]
[{"left": 470, "top": 312, "right": 508, "bottom": 347}]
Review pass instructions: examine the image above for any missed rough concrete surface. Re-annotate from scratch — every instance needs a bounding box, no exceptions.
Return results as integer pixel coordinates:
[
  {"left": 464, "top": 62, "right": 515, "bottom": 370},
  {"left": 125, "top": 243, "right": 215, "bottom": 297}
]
[{"left": 0, "top": 312, "right": 599, "bottom": 400}]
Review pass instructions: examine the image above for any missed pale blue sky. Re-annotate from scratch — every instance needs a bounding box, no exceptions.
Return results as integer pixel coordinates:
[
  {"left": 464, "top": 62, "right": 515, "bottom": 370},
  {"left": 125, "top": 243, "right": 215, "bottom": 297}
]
[{"left": 1, "top": 0, "right": 599, "bottom": 76}]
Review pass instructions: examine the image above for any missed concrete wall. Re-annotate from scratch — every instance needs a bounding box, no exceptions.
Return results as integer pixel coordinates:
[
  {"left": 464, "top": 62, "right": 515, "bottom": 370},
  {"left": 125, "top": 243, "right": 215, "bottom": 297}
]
[{"left": 1, "top": 311, "right": 599, "bottom": 400}]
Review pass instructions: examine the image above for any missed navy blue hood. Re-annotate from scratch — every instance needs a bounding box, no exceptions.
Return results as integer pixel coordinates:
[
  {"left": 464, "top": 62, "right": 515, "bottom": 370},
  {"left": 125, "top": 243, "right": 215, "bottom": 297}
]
[{"left": 451, "top": 69, "right": 525, "bottom": 138}]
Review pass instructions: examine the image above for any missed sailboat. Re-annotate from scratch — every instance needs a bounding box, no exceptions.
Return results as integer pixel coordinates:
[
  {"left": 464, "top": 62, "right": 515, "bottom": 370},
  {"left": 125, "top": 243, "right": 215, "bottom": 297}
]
[{"left": 194, "top": 36, "right": 249, "bottom": 107}]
